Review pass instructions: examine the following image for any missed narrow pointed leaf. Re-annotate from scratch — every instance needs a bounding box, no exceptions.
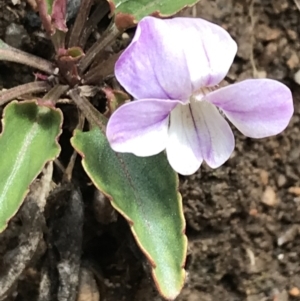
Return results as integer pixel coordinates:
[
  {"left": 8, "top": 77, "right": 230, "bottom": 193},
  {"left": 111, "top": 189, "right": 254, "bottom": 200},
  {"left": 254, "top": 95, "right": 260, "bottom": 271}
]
[
  {"left": 0, "top": 101, "right": 62, "bottom": 232},
  {"left": 108, "top": 0, "right": 201, "bottom": 29},
  {"left": 71, "top": 127, "right": 187, "bottom": 300}
]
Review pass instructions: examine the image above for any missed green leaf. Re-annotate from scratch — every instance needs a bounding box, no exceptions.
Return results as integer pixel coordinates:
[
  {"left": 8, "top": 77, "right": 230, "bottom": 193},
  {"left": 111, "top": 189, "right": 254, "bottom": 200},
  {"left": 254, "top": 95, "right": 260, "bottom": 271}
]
[
  {"left": 0, "top": 101, "right": 62, "bottom": 232},
  {"left": 45, "top": 0, "right": 54, "bottom": 14},
  {"left": 108, "top": 0, "right": 200, "bottom": 29},
  {"left": 71, "top": 127, "right": 187, "bottom": 300},
  {"left": 102, "top": 87, "right": 130, "bottom": 113}
]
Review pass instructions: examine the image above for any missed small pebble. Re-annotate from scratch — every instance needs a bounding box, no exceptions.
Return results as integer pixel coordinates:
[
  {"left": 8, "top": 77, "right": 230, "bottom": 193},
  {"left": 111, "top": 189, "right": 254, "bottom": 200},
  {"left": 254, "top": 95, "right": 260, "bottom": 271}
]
[
  {"left": 277, "top": 174, "right": 287, "bottom": 187},
  {"left": 249, "top": 208, "right": 258, "bottom": 216},
  {"left": 273, "top": 290, "right": 288, "bottom": 301},
  {"left": 260, "top": 170, "right": 269, "bottom": 185},
  {"left": 287, "top": 52, "right": 299, "bottom": 69},
  {"left": 294, "top": 69, "right": 300, "bottom": 85},
  {"left": 247, "top": 295, "right": 263, "bottom": 301},
  {"left": 277, "top": 226, "right": 299, "bottom": 246},
  {"left": 287, "top": 29, "right": 297, "bottom": 40},
  {"left": 5, "top": 23, "right": 29, "bottom": 49},
  {"left": 255, "top": 70, "right": 267, "bottom": 78},
  {"left": 261, "top": 186, "right": 278, "bottom": 207},
  {"left": 288, "top": 186, "right": 300, "bottom": 196},
  {"left": 255, "top": 24, "right": 281, "bottom": 41},
  {"left": 77, "top": 267, "right": 100, "bottom": 301},
  {"left": 277, "top": 253, "right": 284, "bottom": 260},
  {"left": 289, "top": 287, "right": 300, "bottom": 297}
]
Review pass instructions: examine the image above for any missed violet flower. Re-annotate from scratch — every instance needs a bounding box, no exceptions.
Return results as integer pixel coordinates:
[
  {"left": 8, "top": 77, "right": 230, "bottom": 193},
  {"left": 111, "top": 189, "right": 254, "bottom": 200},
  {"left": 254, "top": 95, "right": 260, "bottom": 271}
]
[{"left": 106, "top": 17, "right": 293, "bottom": 175}]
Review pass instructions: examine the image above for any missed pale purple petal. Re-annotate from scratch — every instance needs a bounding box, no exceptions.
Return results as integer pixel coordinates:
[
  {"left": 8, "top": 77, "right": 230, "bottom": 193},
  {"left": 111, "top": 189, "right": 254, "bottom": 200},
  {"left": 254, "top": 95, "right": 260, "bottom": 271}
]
[
  {"left": 115, "top": 16, "right": 237, "bottom": 100},
  {"left": 205, "top": 79, "right": 294, "bottom": 138},
  {"left": 190, "top": 101, "right": 235, "bottom": 168},
  {"left": 166, "top": 105, "right": 203, "bottom": 175},
  {"left": 107, "top": 99, "right": 179, "bottom": 156}
]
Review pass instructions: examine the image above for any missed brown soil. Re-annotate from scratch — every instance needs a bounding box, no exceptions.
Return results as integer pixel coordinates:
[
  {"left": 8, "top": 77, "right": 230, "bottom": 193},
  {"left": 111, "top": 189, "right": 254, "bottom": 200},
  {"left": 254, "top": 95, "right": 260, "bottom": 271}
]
[{"left": 0, "top": 0, "right": 300, "bottom": 301}]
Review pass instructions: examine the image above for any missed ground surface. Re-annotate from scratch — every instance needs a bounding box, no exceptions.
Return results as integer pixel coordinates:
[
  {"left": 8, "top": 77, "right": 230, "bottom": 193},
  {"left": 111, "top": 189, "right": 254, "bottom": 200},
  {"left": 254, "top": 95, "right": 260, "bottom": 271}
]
[{"left": 0, "top": 0, "right": 300, "bottom": 301}]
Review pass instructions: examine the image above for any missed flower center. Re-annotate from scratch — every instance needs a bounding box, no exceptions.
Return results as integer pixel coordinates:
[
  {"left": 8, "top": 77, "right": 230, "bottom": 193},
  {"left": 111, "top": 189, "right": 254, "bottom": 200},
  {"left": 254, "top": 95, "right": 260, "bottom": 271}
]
[{"left": 190, "top": 86, "right": 217, "bottom": 103}]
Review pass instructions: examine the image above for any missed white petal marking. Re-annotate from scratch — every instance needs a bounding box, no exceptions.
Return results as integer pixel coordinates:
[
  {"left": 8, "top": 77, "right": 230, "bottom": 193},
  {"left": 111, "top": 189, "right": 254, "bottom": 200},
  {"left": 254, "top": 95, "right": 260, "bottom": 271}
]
[
  {"left": 166, "top": 104, "right": 203, "bottom": 175},
  {"left": 189, "top": 101, "right": 235, "bottom": 168}
]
